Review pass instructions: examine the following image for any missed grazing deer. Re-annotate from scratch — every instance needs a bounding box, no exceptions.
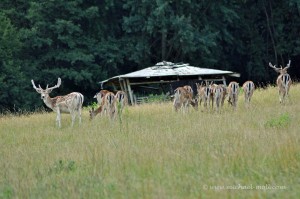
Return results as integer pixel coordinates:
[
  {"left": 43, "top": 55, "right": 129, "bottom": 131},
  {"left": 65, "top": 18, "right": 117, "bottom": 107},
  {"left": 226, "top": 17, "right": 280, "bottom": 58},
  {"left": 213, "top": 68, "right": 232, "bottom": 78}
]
[
  {"left": 89, "top": 106, "right": 103, "bottom": 120},
  {"left": 269, "top": 60, "right": 292, "bottom": 103},
  {"left": 183, "top": 85, "right": 194, "bottom": 97},
  {"left": 115, "top": 90, "right": 128, "bottom": 115},
  {"left": 242, "top": 81, "right": 255, "bottom": 107},
  {"left": 196, "top": 82, "right": 211, "bottom": 110},
  {"left": 31, "top": 78, "right": 84, "bottom": 128},
  {"left": 212, "top": 85, "right": 224, "bottom": 112},
  {"left": 227, "top": 81, "right": 239, "bottom": 110},
  {"left": 173, "top": 87, "right": 198, "bottom": 112},
  {"left": 93, "top": 89, "right": 110, "bottom": 116}
]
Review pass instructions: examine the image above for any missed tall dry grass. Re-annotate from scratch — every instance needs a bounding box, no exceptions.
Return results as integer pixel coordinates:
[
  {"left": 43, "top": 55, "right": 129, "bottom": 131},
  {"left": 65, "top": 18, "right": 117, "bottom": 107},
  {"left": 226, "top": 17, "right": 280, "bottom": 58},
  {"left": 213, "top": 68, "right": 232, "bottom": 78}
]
[{"left": 0, "top": 84, "right": 299, "bottom": 199}]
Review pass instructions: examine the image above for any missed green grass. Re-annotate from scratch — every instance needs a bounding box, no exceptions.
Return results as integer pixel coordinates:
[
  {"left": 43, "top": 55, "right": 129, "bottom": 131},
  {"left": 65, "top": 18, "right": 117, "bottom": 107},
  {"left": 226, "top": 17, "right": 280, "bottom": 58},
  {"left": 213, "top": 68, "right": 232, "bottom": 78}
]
[{"left": 0, "top": 84, "right": 300, "bottom": 199}]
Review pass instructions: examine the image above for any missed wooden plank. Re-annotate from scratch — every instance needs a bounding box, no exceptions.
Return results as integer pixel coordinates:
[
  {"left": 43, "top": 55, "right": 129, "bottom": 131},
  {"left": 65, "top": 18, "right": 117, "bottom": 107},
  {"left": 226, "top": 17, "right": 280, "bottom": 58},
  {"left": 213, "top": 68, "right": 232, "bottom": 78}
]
[{"left": 126, "top": 78, "right": 134, "bottom": 105}]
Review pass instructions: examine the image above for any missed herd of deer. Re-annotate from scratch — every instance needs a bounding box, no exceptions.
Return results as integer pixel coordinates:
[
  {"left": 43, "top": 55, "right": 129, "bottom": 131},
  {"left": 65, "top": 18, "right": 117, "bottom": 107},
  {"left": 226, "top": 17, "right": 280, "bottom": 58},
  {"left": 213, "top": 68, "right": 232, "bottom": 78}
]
[{"left": 31, "top": 60, "right": 292, "bottom": 127}]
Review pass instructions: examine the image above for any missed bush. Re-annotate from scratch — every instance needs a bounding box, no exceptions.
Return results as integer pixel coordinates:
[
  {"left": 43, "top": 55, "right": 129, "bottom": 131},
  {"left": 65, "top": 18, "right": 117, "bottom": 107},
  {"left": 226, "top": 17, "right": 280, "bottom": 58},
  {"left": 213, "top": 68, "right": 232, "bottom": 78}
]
[{"left": 265, "top": 113, "right": 291, "bottom": 128}]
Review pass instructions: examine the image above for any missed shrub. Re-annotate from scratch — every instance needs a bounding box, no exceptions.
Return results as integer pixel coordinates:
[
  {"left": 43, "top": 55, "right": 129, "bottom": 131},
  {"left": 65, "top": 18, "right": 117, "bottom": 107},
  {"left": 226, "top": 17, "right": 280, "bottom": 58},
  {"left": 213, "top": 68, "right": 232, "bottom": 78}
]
[{"left": 265, "top": 113, "right": 291, "bottom": 128}]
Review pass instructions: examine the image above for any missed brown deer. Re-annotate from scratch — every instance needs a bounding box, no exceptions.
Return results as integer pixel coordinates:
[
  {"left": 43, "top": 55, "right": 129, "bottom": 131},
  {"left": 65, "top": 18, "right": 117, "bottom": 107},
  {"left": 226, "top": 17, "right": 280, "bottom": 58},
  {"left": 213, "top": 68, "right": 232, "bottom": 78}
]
[
  {"left": 173, "top": 86, "right": 198, "bottom": 112},
  {"left": 115, "top": 90, "right": 128, "bottom": 115},
  {"left": 31, "top": 78, "right": 84, "bottom": 127},
  {"left": 103, "top": 92, "right": 117, "bottom": 120},
  {"left": 269, "top": 60, "right": 292, "bottom": 103},
  {"left": 242, "top": 81, "right": 255, "bottom": 107},
  {"left": 94, "top": 90, "right": 110, "bottom": 105},
  {"left": 183, "top": 85, "right": 194, "bottom": 97},
  {"left": 89, "top": 106, "right": 103, "bottom": 120},
  {"left": 212, "top": 85, "right": 224, "bottom": 112},
  {"left": 196, "top": 82, "right": 211, "bottom": 110},
  {"left": 208, "top": 83, "right": 218, "bottom": 110},
  {"left": 227, "top": 81, "right": 239, "bottom": 110}
]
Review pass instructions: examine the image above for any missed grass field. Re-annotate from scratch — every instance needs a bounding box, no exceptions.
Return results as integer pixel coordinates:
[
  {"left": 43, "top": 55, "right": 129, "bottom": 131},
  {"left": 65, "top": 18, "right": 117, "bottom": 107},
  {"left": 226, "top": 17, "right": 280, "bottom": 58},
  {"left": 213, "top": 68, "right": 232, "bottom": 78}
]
[{"left": 0, "top": 84, "right": 299, "bottom": 199}]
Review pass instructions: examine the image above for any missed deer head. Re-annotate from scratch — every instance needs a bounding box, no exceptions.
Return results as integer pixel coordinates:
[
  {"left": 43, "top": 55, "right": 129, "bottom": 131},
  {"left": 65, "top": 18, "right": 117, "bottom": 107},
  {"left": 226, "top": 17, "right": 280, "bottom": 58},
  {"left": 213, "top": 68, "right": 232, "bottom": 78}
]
[
  {"left": 269, "top": 60, "right": 291, "bottom": 75},
  {"left": 89, "top": 107, "right": 96, "bottom": 120},
  {"left": 31, "top": 78, "right": 61, "bottom": 100}
]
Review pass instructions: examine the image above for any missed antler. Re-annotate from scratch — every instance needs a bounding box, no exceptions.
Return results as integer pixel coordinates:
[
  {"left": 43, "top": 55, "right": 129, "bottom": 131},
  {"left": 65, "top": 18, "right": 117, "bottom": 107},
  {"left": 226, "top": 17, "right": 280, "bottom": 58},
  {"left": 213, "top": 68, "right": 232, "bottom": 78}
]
[
  {"left": 285, "top": 60, "right": 291, "bottom": 69},
  {"left": 268, "top": 62, "right": 281, "bottom": 73},
  {"left": 46, "top": 78, "right": 61, "bottom": 91},
  {"left": 31, "top": 79, "right": 43, "bottom": 93},
  {"left": 268, "top": 62, "right": 277, "bottom": 69}
]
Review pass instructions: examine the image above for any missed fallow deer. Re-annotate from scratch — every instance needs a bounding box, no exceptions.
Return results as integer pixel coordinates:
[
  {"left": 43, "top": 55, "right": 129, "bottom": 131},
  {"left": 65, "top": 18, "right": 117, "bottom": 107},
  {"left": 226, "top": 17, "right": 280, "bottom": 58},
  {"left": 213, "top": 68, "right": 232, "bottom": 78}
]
[
  {"left": 212, "top": 85, "right": 224, "bottom": 112},
  {"left": 227, "top": 81, "right": 239, "bottom": 110},
  {"left": 183, "top": 85, "right": 194, "bottom": 97},
  {"left": 196, "top": 82, "right": 210, "bottom": 110},
  {"left": 242, "top": 81, "right": 255, "bottom": 107},
  {"left": 269, "top": 60, "right": 292, "bottom": 103},
  {"left": 115, "top": 90, "right": 128, "bottom": 115},
  {"left": 31, "top": 78, "right": 84, "bottom": 128},
  {"left": 209, "top": 83, "right": 218, "bottom": 109},
  {"left": 218, "top": 84, "right": 227, "bottom": 107},
  {"left": 173, "top": 86, "right": 198, "bottom": 112},
  {"left": 93, "top": 89, "right": 110, "bottom": 116},
  {"left": 103, "top": 92, "right": 117, "bottom": 120},
  {"left": 94, "top": 90, "right": 110, "bottom": 105},
  {"left": 89, "top": 106, "right": 103, "bottom": 120}
]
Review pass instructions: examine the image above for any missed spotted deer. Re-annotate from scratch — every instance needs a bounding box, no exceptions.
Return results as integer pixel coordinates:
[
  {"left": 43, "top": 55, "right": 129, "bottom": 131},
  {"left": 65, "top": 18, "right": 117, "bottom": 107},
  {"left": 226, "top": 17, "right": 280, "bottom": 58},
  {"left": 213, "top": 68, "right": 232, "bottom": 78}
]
[
  {"left": 94, "top": 90, "right": 110, "bottom": 105},
  {"left": 103, "top": 92, "right": 117, "bottom": 120},
  {"left": 227, "top": 81, "right": 239, "bottom": 110},
  {"left": 219, "top": 84, "right": 227, "bottom": 107},
  {"left": 242, "top": 81, "right": 255, "bottom": 107},
  {"left": 208, "top": 83, "right": 218, "bottom": 109},
  {"left": 115, "top": 90, "right": 128, "bottom": 115},
  {"left": 269, "top": 60, "right": 292, "bottom": 103},
  {"left": 183, "top": 85, "right": 194, "bottom": 97},
  {"left": 89, "top": 106, "right": 103, "bottom": 120},
  {"left": 31, "top": 78, "right": 84, "bottom": 127},
  {"left": 196, "top": 82, "right": 210, "bottom": 110},
  {"left": 173, "top": 86, "right": 198, "bottom": 112},
  {"left": 212, "top": 85, "right": 224, "bottom": 112}
]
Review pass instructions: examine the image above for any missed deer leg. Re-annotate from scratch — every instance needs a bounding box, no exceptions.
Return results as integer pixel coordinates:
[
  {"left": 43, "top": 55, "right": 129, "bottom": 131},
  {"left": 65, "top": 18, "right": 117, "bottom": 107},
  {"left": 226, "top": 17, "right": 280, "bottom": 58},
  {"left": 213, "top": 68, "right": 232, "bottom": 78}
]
[
  {"left": 70, "top": 111, "right": 75, "bottom": 127},
  {"left": 56, "top": 108, "right": 61, "bottom": 128},
  {"left": 279, "top": 90, "right": 282, "bottom": 103},
  {"left": 78, "top": 108, "right": 82, "bottom": 124}
]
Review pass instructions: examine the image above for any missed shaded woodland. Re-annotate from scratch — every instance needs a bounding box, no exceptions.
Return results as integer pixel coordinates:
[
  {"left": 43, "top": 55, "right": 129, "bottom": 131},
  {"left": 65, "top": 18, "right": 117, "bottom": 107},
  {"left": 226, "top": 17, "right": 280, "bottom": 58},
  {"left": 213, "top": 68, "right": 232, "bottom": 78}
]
[{"left": 0, "top": 0, "right": 299, "bottom": 111}]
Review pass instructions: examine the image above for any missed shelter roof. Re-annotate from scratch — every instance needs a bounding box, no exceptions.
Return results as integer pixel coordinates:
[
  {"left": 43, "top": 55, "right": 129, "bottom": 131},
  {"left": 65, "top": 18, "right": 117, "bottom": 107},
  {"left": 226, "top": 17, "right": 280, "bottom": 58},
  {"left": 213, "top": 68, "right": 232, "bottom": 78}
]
[{"left": 100, "top": 61, "right": 240, "bottom": 84}]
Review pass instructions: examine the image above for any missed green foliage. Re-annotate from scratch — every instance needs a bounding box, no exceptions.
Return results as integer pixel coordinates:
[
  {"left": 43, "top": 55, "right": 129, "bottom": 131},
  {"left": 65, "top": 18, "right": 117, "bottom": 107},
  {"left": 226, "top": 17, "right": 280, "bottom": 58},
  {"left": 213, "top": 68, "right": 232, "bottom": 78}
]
[
  {"left": 265, "top": 113, "right": 292, "bottom": 128},
  {"left": 0, "top": 185, "right": 14, "bottom": 199},
  {"left": 49, "top": 160, "right": 76, "bottom": 174},
  {"left": 0, "top": 0, "right": 300, "bottom": 111},
  {"left": 147, "top": 93, "right": 170, "bottom": 103}
]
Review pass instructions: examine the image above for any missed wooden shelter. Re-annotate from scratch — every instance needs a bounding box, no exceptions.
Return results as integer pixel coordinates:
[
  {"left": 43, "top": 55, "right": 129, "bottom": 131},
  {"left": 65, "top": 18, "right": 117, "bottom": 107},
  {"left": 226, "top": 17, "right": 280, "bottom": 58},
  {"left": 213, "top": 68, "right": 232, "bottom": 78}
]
[{"left": 99, "top": 61, "right": 240, "bottom": 104}]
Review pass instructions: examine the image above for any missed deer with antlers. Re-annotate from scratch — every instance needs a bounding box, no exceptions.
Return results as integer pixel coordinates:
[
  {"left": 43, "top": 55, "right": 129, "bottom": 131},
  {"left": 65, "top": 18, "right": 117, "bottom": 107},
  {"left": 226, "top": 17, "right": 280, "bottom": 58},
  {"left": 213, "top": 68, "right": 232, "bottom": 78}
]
[
  {"left": 242, "top": 81, "right": 255, "bottom": 107},
  {"left": 269, "top": 60, "right": 292, "bottom": 103},
  {"left": 31, "top": 78, "right": 84, "bottom": 128}
]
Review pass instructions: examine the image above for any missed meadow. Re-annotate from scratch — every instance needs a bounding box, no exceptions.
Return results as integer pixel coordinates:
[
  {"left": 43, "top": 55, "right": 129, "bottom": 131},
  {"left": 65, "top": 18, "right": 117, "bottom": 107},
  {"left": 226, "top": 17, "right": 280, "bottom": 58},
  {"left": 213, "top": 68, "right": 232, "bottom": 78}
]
[{"left": 0, "top": 84, "right": 299, "bottom": 199}]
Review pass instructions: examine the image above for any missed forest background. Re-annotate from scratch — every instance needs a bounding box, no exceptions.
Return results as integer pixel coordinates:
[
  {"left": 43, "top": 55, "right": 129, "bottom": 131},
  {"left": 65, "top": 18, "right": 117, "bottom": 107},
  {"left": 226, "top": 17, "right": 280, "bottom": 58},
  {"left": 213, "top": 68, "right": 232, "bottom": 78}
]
[{"left": 0, "top": 0, "right": 299, "bottom": 111}]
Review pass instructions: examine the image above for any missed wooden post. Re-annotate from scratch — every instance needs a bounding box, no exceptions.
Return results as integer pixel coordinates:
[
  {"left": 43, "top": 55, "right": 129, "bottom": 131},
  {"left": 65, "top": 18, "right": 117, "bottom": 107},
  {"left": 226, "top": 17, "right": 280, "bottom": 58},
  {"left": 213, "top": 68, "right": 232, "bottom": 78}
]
[
  {"left": 119, "top": 79, "right": 125, "bottom": 92},
  {"left": 222, "top": 76, "right": 227, "bottom": 86},
  {"left": 126, "top": 79, "right": 134, "bottom": 105}
]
